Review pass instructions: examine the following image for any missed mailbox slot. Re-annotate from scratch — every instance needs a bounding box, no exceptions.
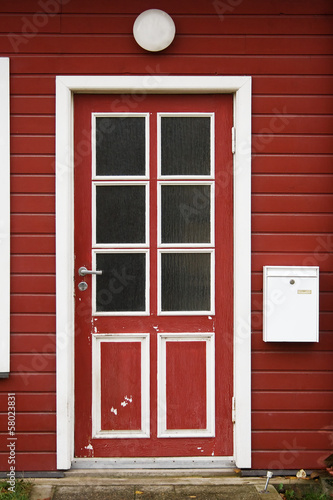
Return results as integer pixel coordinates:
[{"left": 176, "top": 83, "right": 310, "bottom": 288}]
[{"left": 263, "top": 266, "right": 319, "bottom": 342}]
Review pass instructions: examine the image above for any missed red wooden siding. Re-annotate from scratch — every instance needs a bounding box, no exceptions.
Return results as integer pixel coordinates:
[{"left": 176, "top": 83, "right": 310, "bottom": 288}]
[{"left": 0, "top": 0, "right": 332, "bottom": 471}]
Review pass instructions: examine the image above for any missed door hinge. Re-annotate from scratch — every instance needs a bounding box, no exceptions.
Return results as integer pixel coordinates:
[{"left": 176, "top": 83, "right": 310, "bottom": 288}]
[
  {"left": 232, "top": 396, "right": 236, "bottom": 423},
  {"left": 231, "top": 127, "right": 236, "bottom": 154}
]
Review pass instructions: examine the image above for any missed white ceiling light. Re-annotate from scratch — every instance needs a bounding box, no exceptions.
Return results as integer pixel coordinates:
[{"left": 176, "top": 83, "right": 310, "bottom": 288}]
[{"left": 133, "top": 9, "right": 176, "bottom": 52}]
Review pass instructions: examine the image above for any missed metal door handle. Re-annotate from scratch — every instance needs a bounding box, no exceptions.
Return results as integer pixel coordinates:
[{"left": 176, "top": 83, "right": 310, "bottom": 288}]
[{"left": 78, "top": 266, "right": 103, "bottom": 276}]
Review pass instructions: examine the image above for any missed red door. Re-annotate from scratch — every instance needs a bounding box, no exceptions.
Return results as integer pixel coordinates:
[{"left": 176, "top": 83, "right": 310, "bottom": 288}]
[{"left": 74, "top": 94, "right": 233, "bottom": 459}]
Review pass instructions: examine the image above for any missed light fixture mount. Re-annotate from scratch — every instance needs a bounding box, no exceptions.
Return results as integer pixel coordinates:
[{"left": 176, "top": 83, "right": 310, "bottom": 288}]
[{"left": 133, "top": 9, "right": 176, "bottom": 52}]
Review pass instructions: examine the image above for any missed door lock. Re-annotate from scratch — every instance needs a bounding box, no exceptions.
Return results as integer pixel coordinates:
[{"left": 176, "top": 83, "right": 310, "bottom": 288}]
[{"left": 78, "top": 281, "right": 88, "bottom": 291}]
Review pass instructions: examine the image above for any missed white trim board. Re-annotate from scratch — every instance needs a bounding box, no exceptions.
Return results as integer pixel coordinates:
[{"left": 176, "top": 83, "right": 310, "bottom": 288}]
[
  {"left": 0, "top": 58, "right": 10, "bottom": 376},
  {"left": 56, "top": 75, "right": 252, "bottom": 470}
]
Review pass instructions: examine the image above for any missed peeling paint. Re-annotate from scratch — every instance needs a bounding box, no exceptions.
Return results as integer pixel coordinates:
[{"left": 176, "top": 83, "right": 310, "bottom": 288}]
[
  {"left": 85, "top": 443, "right": 93, "bottom": 450},
  {"left": 110, "top": 407, "right": 117, "bottom": 415},
  {"left": 121, "top": 395, "right": 133, "bottom": 407},
  {"left": 208, "top": 316, "right": 212, "bottom": 320}
]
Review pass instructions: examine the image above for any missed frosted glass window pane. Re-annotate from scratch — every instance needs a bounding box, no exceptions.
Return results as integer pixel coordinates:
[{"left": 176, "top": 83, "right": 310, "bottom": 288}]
[
  {"left": 161, "top": 184, "right": 211, "bottom": 244},
  {"left": 96, "top": 253, "right": 146, "bottom": 312},
  {"left": 161, "top": 117, "right": 211, "bottom": 176},
  {"left": 96, "top": 117, "right": 145, "bottom": 176},
  {"left": 96, "top": 185, "right": 146, "bottom": 244},
  {"left": 161, "top": 253, "right": 211, "bottom": 312}
]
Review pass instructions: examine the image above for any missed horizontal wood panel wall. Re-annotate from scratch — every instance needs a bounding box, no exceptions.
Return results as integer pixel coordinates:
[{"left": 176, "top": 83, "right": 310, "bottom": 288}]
[{"left": 0, "top": 0, "right": 332, "bottom": 471}]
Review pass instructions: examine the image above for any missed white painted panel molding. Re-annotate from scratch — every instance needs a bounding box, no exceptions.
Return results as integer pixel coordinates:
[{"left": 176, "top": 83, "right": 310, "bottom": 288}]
[
  {"left": 56, "top": 75, "right": 251, "bottom": 470},
  {"left": 0, "top": 58, "right": 10, "bottom": 376},
  {"left": 157, "top": 332, "right": 215, "bottom": 438},
  {"left": 92, "top": 334, "right": 150, "bottom": 438}
]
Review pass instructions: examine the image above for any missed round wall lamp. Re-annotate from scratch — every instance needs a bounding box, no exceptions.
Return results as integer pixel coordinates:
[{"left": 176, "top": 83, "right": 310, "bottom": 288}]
[{"left": 133, "top": 9, "right": 176, "bottom": 52}]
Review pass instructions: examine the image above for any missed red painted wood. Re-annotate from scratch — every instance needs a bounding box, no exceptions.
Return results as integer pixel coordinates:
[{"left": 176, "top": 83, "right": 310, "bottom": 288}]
[
  {"left": 252, "top": 411, "right": 333, "bottom": 430},
  {"left": 11, "top": 294, "right": 55, "bottom": 313},
  {"left": 11, "top": 235, "right": 55, "bottom": 254},
  {"left": 252, "top": 253, "right": 333, "bottom": 273},
  {"left": 252, "top": 155, "right": 333, "bottom": 174},
  {"left": 0, "top": 13, "right": 60, "bottom": 31},
  {"left": 11, "top": 116, "right": 55, "bottom": 134},
  {"left": 252, "top": 136, "right": 333, "bottom": 155},
  {"left": 60, "top": 14, "right": 333, "bottom": 35},
  {"left": 10, "top": 334, "right": 55, "bottom": 353},
  {"left": 11, "top": 195, "right": 55, "bottom": 213},
  {"left": 252, "top": 194, "right": 333, "bottom": 213},
  {"left": 0, "top": 453, "right": 56, "bottom": 471},
  {"left": 74, "top": 93, "right": 233, "bottom": 458},
  {"left": 253, "top": 96, "right": 333, "bottom": 114},
  {"left": 252, "top": 431, "right": 333, "bottom": 450},
  {"left": 252, "top": 451, "right": 328, "bottom": 470},
  {"left": 10, "top": 314, "right": 55, "bottom": 333},
  {"left": 9, "top": 55, "right": 333, "bottom": 76},
  {"left": 252, "top": 392, "right": 333, "bottom": 411},
  {"left": 253, "top": 76, "right": 333, "bottom": 95},
  {"left": 251, "top": 332, "right": 333, "bottom": 351},
  {"left": 11, "top": 157, "right": 56, "bottom": 174},
  {"left": 252, "top": 352, "right": 333, "bottom": 371},
  {"left": 11, "top": 256, "right": 55, "bottom": 274},
  {"left": 3, "top": 35, "right": 333, "bottom": 55},
  {"left": 11, "top": 136, "right": 55, "bottom": 155},
  {"left": 11, "top": 214, "right": 55, "bottom": 233},
  {"left": 252, "top": 175, "right": 333, "bottom": 193},
  {"left": 253, "top": 116, "right": 333, "bottom": 135},
  {"left": 252, "top": 214, "right": 333, "bottom": 233},
  {"left": 10, "top": 353, "right": 55, "bottom": 372},
  {"left": 0, "top": 433, "right": 55, "bottom": 451},
  {"left": 11, "top": 76, "right": 55, "bottom": 95},
  {"left": 61, "top": 0, "right": 333, "bottom": 15},
  {"left": 166, "top": 341, "right": 206, "bottom": 430},
  {"left": 100, "top": 342, "right": 142, "bottom": 431},
  {"left": 11, "top": 175, "right": 55, "bottom": 194},
  {"left": 252, "top": 372, "right": 333, "bottom": 391},
  {"left": 0, "top": 393, "right": 55, "bottom": 411},
  {"left": 11, "top": 275, "right": 55, "bottom": 293},
  {"left": 252, "top": 234, "right": 333, "bottom": 253},
  {"left": 11, "top": 96, "right": 55, "bottom": 114},
  {"left": 0, "top": 374, "right": 55, "bottom": 392}
]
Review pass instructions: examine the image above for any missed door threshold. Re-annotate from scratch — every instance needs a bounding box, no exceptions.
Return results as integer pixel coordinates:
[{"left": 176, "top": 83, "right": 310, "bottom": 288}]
[{"left": 71, "top": 457, "right": 235, "bottom": 469}]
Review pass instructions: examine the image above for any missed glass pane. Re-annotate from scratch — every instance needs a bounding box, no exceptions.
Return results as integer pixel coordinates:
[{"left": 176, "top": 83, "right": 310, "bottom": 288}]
[
  {"left": 96, "top": 253, "right": 146, "bottom": 313},
  {"left": 96, "top": 185, "right": 146, "bottom": 244},
  {"left": 161, "top": 252, "right": 211, "bottom": 312},
  {"left": 96, "top": 117, "right": 146, "bottom": 176},
  {"left": 161, "top": 117, "right": 211, "bottom": 176},
  {"left": 161, "top": 184, "right": 211, "bottom": 244}
]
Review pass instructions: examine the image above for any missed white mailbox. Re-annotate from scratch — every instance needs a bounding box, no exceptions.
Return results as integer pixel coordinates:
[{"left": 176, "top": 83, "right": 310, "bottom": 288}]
[{"left": 263, "top": 266, "right": 319, "bottom": 342}]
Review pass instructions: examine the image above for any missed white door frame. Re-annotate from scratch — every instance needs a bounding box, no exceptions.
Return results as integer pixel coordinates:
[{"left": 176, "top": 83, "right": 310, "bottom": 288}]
[{"left": 56, "top": 75, "right": 252, "bottom": 470}]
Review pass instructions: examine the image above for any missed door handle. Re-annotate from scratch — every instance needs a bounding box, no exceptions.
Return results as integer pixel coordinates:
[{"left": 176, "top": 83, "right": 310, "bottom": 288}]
[{"left": 78, "top": 266, "right": 103, "bottom": 276}]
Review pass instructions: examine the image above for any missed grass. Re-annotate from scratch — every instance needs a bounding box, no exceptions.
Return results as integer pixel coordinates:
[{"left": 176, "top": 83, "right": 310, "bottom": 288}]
[
  {"left": 276, "top": 482, "right": 331, "bottom": 500},
  {"left": 0, "top": 480, "right": 33, "bottom": 500}
]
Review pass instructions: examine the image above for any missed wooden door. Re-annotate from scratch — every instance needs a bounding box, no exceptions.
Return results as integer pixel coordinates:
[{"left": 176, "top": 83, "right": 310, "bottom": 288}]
[{"left": 74, "top": 93, "right": 233, "bottom": 459}]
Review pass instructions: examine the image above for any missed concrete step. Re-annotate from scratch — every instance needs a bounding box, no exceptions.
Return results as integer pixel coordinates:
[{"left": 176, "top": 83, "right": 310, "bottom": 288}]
[{"left": 29, "top": 473, "right": 281, "bottom": 500}]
